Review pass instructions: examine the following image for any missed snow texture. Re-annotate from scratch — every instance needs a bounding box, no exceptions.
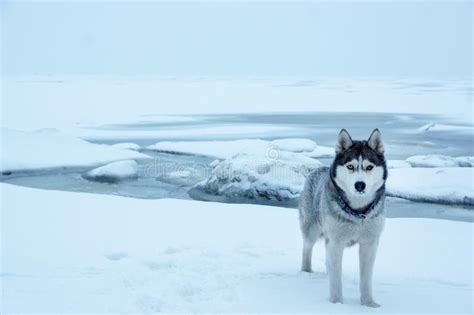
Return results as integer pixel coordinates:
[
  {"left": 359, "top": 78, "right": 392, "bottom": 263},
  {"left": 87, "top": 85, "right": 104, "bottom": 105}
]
[
  {"left": 387, "top": 167, "right": 474, "bottom": 206},
  {"left": 418, "top": 122, "right": 474, "bottom": 134},
  {"left": 0, "top": 128, "right": 150, "bottom": 172},
  {"left": 111, "top": 142, "right": 141, "bottom": 151},
  {"left": 136, "top": 115, "right": 201, "bottom": 123},
  {"left": 83, "top": 160, "right": 139, "bottom": 183},
  {"left": 147, "top": 138, "right": 334, "bottom": 159},
  {"left": 3, "top": 77, "right": 472, "bottom": 132},
  {"left": 195, "top": 151, "right": 323, "bottom": 203},
  {"left": 195, "top": 155, "right": 474, "bottom": 206},
  {"left": 406, "top": 154, "right": 474, "bottom": 167},
  {"left": 304, "top": 145, "right": 337, "bottom": 158},
  {"left": 2, "top": 183, "right": 472, "bottom": 313},
  {"left": 386, "top": 160, "right": 412, "bottom": 169},
  {"left": 269, "top": 138, "right": 317, "bottom": 152},
  {"left": 79, "top": 125, "right": 299, "bottom": 141},
  {"left": 156, "top": 169, "right": 198, "bottom": 186}
]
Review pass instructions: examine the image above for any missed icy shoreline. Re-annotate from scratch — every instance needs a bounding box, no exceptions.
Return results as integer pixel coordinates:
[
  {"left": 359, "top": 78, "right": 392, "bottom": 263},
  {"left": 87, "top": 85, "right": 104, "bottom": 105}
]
[
  {"left": 192, "top": 154, "right": 474, "bottom": 207},
  {"left": 2, "top": 125, "right": 473, "bottom": 210}
]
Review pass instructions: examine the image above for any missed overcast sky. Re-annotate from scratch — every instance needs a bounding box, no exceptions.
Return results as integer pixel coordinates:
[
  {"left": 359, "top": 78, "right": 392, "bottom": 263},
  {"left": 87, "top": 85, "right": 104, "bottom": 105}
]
[{"left": 1, "top": 1, "right": 472, "bottom": 78}]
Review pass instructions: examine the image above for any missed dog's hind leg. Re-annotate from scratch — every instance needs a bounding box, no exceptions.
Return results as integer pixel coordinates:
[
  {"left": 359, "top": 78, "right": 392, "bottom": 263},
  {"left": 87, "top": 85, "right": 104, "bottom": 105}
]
[{"left": 301, "top": 223, "right": 320, "bottom": 272}]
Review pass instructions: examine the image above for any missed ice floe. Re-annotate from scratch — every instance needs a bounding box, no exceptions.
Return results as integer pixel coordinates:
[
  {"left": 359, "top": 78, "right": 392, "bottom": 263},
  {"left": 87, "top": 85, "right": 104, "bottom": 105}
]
[
  {"left": 406, "top": 154, "right": 474, "bottom": 167},
  {"left": 0, "top": 128, "right": 150, "bottom": 173},
  {"left": 78, "top": 125, "right": 300, "bottom": 141},
  {"left": 194, "top": 155, "right": 473, "bottom": 206},
  {"left": 387, "top": 167, "right": 474, "bottom": 206},
  {"left": 418, "top": 122, "right": 474, "bottom": 134},
  {"left": 386, "top": 160, "right": 412, "bottom": 169},
  {"left": 147, "top": 138, "right": 334, "bottom": 159},
  {"left": 193, "top": 151, "right": 323, "bottom": 203},
  {"left": 83, "top": 160, "right": 139, "bottom": 183}
]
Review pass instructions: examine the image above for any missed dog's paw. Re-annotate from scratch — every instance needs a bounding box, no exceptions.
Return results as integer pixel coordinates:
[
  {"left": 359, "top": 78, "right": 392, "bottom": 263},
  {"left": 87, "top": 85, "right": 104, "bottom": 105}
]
[
  {"left": 329, "top": 296, "right": 343, "bottom": 304},
  {"left": 361, "top": 300, "right": 381, "bottom": 308}
]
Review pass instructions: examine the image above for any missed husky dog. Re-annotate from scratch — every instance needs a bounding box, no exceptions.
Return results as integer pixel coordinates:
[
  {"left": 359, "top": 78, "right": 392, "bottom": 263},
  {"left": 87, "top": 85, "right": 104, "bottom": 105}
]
[{"left": 299, "top": 129, "right": 387, "bottom": 307}]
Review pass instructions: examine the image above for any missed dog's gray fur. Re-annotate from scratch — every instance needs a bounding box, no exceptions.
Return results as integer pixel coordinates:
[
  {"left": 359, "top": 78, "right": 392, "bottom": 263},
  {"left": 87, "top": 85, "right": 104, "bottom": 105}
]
[{"left": 299, "top": 129, "right": 387, "bottom": 307}]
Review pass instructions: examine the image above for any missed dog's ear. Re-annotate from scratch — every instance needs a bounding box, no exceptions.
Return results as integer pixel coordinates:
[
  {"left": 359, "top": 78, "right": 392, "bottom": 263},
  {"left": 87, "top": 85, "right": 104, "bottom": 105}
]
[
  {"left": 336, "top": 129, "right": 353, "bottom": 154},
  {"left": 368, "top": 128, "right": 384, "bottom": 154}
]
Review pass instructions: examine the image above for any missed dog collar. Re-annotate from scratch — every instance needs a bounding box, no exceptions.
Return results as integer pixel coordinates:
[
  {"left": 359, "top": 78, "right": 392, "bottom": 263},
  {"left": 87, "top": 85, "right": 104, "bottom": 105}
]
[
  {"left": 334, "top": 191, "right": 380, "bottom": 219},
  {"left": 330, "top": 176, "right": 380, "bottom": 219}
]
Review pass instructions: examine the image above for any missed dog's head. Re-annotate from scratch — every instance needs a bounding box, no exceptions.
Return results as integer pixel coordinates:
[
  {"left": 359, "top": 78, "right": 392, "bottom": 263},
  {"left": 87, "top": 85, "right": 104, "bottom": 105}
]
[{"left": 330, "top": 129, "right": 387, "bottom": 200}]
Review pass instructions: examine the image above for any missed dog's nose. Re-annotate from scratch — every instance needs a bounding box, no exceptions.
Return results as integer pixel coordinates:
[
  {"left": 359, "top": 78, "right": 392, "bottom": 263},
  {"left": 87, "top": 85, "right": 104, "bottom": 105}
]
[{"left": 355, "top": 181, "right": 366, "bottom": 192}]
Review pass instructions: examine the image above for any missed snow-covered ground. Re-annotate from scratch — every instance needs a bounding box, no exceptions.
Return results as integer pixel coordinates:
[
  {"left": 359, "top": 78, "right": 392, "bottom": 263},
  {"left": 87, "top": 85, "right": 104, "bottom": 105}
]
[
  {"left": 1, "top": 184, "right": 472, "bottom": 313},
  {"left": 386, "top": 160, "right": 413, "bottom": 169},
  {"left": 418, "top": 122, "right": 474, "bottom": 134},
  {"left": 147, "top": 138, "right": 333, "bottom": 159},
  {"left": 78, "top": 124, "right": 301, "bottom": 141},
  {"left": 387, "top": 168, "right": 474, "bottom": 205},
  {"left": 0, "top": 128, "right": 150, "bottom": 172},
  {"left": 3, "top": 77, "right": 472, "bottom": 132},
  {"left": 1, "top": 77, "right": 473, "bottom": 313},
  {"left": 405, "top": 154, "right": 474, "bottom": 167}
]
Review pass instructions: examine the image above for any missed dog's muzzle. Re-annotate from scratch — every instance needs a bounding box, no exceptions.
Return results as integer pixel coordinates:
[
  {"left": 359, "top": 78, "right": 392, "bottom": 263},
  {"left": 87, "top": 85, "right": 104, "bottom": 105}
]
[{"left": 354, "top": 181, "right": 366, "bottom": 192}]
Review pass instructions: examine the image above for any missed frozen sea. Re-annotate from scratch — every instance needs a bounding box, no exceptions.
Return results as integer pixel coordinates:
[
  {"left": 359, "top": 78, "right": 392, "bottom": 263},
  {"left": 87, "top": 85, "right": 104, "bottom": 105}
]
[
  {"left": 1, "top": 112, "right": 473, "bottom": 222},
  {"left": 1, "top": 80, "right": 473, "bottom": 313},
  {"left": 87, "top": 112, "right": 474, "bottom": 159}
]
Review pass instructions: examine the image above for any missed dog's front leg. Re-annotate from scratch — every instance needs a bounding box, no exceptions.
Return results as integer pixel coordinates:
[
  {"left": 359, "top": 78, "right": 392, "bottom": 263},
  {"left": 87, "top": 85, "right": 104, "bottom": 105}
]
[
  {"left": 359, "top": 240, "right": 380, "bottom": 308},
  {"left": 325, "top": 240, "right": 344, "bottom": 303}
]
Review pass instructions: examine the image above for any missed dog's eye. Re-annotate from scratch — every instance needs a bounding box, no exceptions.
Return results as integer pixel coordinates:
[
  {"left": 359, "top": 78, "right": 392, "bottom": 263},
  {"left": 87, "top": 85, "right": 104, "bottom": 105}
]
[
  {"left": 346, "top": 165, "right": 354, "bottom": 171},
  {"left": 366, "top": 165, "right": 374, "bottom": 171}
]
